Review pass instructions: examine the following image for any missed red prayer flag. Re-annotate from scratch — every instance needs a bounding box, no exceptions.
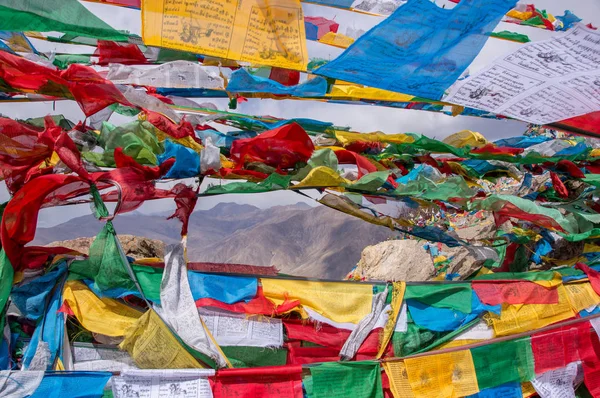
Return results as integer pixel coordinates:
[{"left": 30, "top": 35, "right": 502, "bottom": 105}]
[
  {"left": 470, "top": 143, "right": 524, "bottom": 156},
  {"left": 96, "top": 40, "right": 147, "bottom": 66},
  {"left": 575, "top": 263, "right": 600, "bottom": 296},
  {"left": 531, "top": 322, "right": 588, "bottom": 374},
  {"left": 556, "top": 159, "right": 585, "bottom": 178},
  {"left": 144, "top": 111, "right": 202, "bottom": 144},
  {"left": 212, "top": 365, "right": 303, "bottom": 398},
  {"left": 550, "top": 172, "right": 569, "bottom": 198},
  {"left": 230, "top": 123, "right": 314, "bottom": 169},
  {"left": 0, "top": 52, "right": 130, "bottom": 116},
  {"left": 473, "top": 281, "right": 559, "bottom": 305},
  {"left": 196, "top": 286, "right": 300, "bottom": 316},
  {"left": 166, "top": 183, "right": 198, "bottom": 237},
  {"left": 492, "top": 201, "right": 566, "bottom": 232},
  {"left": 283, "top": 319, "right": 383, "bottom": 355},
  {"left": 269, "top": 68, "right": 300, "bottom": 86}
]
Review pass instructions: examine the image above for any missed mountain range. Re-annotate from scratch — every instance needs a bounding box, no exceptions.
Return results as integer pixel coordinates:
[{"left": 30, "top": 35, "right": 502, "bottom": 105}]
[{"left": 33, "top": 202, "right": 396, "bottom": 279}]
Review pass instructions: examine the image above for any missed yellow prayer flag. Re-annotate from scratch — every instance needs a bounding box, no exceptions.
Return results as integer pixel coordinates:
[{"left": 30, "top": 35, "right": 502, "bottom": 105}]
[
  {"left": 334, "top": 130, "right": 414, "bottom": 146},
  {"left": 491, "top": 285, "right": 575, "bottom": 336},
  {"left": 142, "top": 0, "right": 308, "bottom": 70},
  {"left": 564, "top": 281, "right": 600, "bottom": 313},
  {"left": 521, "top": 382, "right": 537, "bottom": 398},
  {"left": 442, "top": 130, "right": 487, "bottom": 148},
  {"left": 384, "top": 361, "right": 415, "bottom": 398},
  {"left": 293, "top": 166, "right": 349, "bottom": 188},
  {"left": 318, "top": 31, "right": 355, "bottom": 49},
  {"left": 62, "top": 280, "right": 143, "bottom": 337},
  {"left": 327, "top": 85, "right": 414, "bottom": 102},
  {"left": 377, "top": 282, "right": 406, "bottom": 359},
  {"left": 261, "top": 278, "right": 373, "bottom": 324},
  {"left": 435, "top": 339, "right": 482, "bottom": 350},
  {"left": 405, "top": 350, "right": 479, "bottom": 398},
  {"left": 120, "top": 309, "right": 204, "bottom": 369}
]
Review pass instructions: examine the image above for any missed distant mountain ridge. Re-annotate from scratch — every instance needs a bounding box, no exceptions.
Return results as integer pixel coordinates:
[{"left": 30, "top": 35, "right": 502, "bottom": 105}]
[{"left": 33, "top": 202, "right": 395, "bottom": 278}]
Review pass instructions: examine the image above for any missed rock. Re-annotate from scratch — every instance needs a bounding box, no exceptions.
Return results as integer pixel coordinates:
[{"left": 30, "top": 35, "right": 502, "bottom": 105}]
[
  {"left": 444, "top": 246, "right": 499, "bottom": 279},
  {"left": 354, "top": 240, "right": 435, "bottom": 281},
  {"left": 46, "top": 235, "right": 165, "bottom": 259}
]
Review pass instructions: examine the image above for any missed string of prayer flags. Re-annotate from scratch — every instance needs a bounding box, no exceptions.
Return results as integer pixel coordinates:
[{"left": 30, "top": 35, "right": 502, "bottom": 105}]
[
  {"left": 315, "top": 0, "right": 518, "bottom": 100},
  {"left": 141, "top": 0, "right": 309, "bottom": 70},
  {"left": 308, "top": 361, "right": 383, "bottom": 398},
  {"left": 212, "top": 365, "right": 304, "bottom": 398},
  {"left": 0, "top": 0, "right": 128, "bottom": 41}
]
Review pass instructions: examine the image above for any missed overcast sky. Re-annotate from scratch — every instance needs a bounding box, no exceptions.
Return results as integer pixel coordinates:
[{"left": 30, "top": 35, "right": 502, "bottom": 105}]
[{"left": 3, "top": 0, "right": 600, "bottom": 227}]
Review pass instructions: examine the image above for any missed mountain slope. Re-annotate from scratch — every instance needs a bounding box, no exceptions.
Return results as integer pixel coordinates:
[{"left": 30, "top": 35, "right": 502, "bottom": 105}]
[{"left": 34, "top": 202, "right": 395, "bottom": 279}]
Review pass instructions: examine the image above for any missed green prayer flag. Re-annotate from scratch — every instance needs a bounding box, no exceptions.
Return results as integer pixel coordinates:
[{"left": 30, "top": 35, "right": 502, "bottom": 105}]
[
  {"left": 53, "top": 54, "right": 91, "bottom": 69},
  {"left": 489, "top": 30, "right": 531, "bottom": 43},
  {"left": 0, "top": 250, "right": 14, "bottom": 333},
  {"left": 310, "top": 361, "right": 383, "bottom": 398},
  {"left": 220, "top": 346, "right": 287, "bottom": 368},
  {"left": 69, "top": 222, "right": 135, "bottom": 292},
  {"left": 471, "top": 338, "right": 535, "bottom": 390},
  {"left": 404, "top": 284, "right": 472, "bottom": 313},
  {"left": 0, "top": 0, "right": 128, "bottom": 41}
]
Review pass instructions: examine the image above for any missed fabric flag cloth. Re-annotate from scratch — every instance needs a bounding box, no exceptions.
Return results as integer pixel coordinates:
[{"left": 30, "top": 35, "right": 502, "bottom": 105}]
[
  {"left": 308, "top": 361, "right": 383, "bottom": 398},
  {"left": 120, "top": 309, "right": 204, "bottom": 369},
  {"left": 62, "top": 280, "right": 143, "bottom": 337},
  {"left": 22, "top": 274, "right": 66, "bottom": 370},
  {"left": 530, "top": 322, "right": 588, "bottom": 375},
  {"left": 227, "top": 68, "right": 328, "bottom": 97},
  {"left": 444, "top": 24, "right": 600, "bottom": 125},
  {"left": 96, "top": 40, "right": 148, "bottom": 65},
  {"left": 142, "top": 0, "right": 309, "bottom": 70},
  {"left": 0, "top": 371, "right": 44, "bottom": 397},
  {"left": 155, "top": 244, "right": 228, "bottom": 368},
  {"left": 383, "top": 362, "right": 414, "bottom": 398},
  {"left": 471, "top": 338, "right": 535, "bottom": 390},
  {"left": 107, "top": 61, "right": 225, "bottom": 89},
  {"left": 304, "top": 16, "right": 339, "bottom": 40},
  {"left": 531, "top": 362, "right": 578, "bottom": 398},
  {"left": 212, "top": 365, "right": 303, "bottom": 398},
  {"left": 230, "top": 122, "right": 314, "bottom": 169},
  {"left": 404, "top": 350, "right": 479, "bottom": 397},
  {"left": 340, "top": 286, "right": 388, "bottom": 360},
  {"left": 466, "top": 382, "right": 522, "bottom": 398},
  {"left": 198, "top": 307, "right": 284, "bottom": 348},
  {"left": 261, "top": 278, "right": 373, "bottom": 323},
  {"left": 12, "top": 262, "right": 67, "bottom": 321},
  {"left": 0, "top": 0, "right": 127, "bottom": 41},
  {"left": 315, "top": 0, "right": 516, "bottom": 100},
  {"left": 112, "top": 369, "right": 215, "bottom": 398},
  {"left": 27, "top": 371, "right": 112, "bottom": 398},
  {"left": 472, "top": 281, "right": 559, "bottom": 305},
  {"left": 0, "top": 51, "right": 131, "bottom": 116}
]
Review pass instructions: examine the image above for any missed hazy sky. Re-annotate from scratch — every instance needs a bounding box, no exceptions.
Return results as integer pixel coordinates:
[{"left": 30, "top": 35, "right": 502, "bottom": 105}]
[{"left": 3, "top": 0, "right": 600, "bottom": 227}]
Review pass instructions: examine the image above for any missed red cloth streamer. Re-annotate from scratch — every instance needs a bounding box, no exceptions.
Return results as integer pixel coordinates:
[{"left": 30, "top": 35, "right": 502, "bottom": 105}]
[
  {"left": 554, "top": 111, "right": 600, "bottom": 137},
  {"left": 335, "top": 149, "right": 378, "bottom": 178},
  {"left": 196, "top": 286, "right": 300, "bottom": 316},
  {"left": 144, "top": 111, "right": 202, "bottom": 144},
  {"left": 473, "top": 281, "right": 559, "bottom": 306},
  {"left": 556, "top": 159, "right": 585, "bottom": 178},
  {"left": 470, "top": 144, "right": 524, "bottom": 156},
  {"left": 526, "top": 4, "right": 555, "bottom": 31},
  {"left": 166, "top": 183, "right": 198, "bottom": 237},
  {"left": 550, "top": 172, "right": 569, "bottom": 198},
  {"left": 230, "top": 123, "right": 314, "bottom": 169},
  {"left": 212, "top": 365, "right": 303, "bottom": 398},
  {"left": 269, "top": 68, "right": 300, "bottom": 86},
  {"left": 575, "top": 263, "right": 600, "bottom": 296},
  {"left": 577, "top": 322, "right": 600, "bottom": 396},
  {"left": 283, "top": 319, "right": 386, "bottom": 356},
  {"left": 493, "top": 201, "right": 566, "bottom": 232},
  {"left": 0, "top": 51, "right": 131, "bottom": 116},
  {"left": 530, "top": 322, "right": 588, "bottom": 374},
  {"left": 96, "top": 40, "right": 147, "bottom": 66},
  {"left": 1, "top": 160, "right": 175, "bottom": 268}
]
